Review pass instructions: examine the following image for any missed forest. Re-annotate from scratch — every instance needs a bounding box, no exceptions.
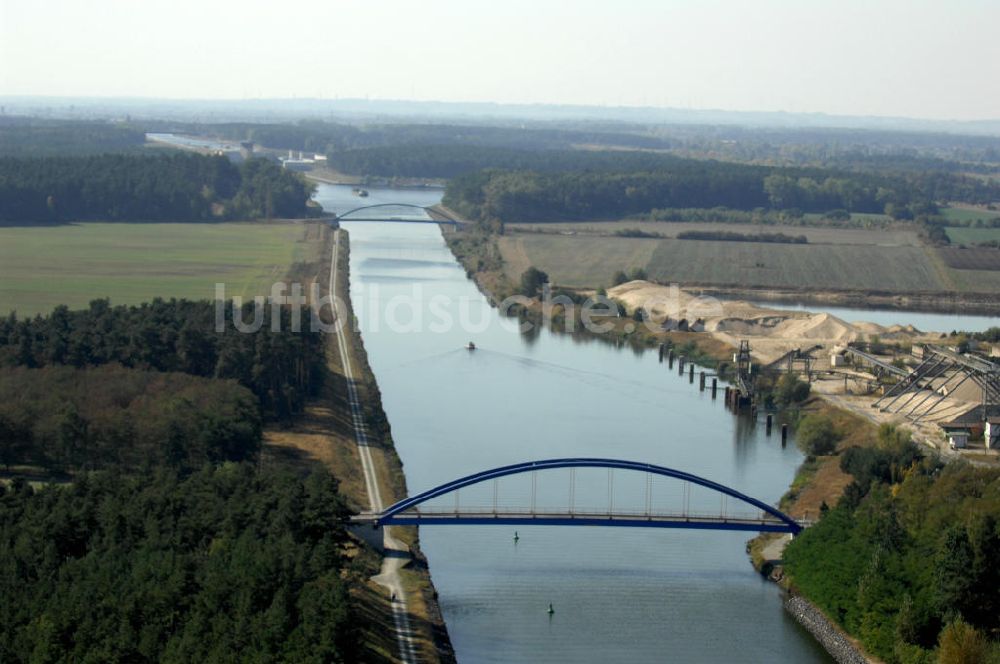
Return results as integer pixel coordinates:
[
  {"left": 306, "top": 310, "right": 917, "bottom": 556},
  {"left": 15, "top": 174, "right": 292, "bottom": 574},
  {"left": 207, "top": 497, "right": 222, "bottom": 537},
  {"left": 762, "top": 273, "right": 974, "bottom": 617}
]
[
  {"left": 0, "top": 294, "right": 369, "bottom": 661},
  {"left": 157, "top": 118, "right": 1000, "bottom": 178},
  {"left": 0, "top": 118, "right": 147, "bottom": 157},
  {"left": 783, "top": 425, "right": 1000, "bottom": 663},
  {"left": 0, "top": 299, "right": 325, "bottom": 424},
  {"left": 441, "top": 163, "right": 997, "bottom": 223},
  {"left": 152, "top": 119, "right": 677, "bottom": 155},
  {"left": 0, "top": 464, "right": 360, "bottom": 662},
  {"left": 0, "top": 364, "right": 260, "bottom": 474},
  {"left": 0, "top": 153, "right": 315, "bottom": 223}
]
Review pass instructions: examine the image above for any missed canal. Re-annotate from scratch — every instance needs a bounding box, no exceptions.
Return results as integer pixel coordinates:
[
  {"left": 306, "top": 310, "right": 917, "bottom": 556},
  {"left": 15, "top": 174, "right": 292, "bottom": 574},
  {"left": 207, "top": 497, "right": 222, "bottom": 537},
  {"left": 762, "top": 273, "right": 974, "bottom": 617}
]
[{"left": 315, "top": 183, "right": 995, "bottom": 663}]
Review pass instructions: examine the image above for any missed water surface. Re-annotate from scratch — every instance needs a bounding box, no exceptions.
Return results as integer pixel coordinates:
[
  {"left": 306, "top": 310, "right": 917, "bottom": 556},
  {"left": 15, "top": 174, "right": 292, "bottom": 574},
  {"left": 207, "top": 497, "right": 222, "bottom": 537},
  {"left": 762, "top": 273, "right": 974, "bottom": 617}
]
[{"left": 316, "top": 183, "right": 832, "bottom": 663}]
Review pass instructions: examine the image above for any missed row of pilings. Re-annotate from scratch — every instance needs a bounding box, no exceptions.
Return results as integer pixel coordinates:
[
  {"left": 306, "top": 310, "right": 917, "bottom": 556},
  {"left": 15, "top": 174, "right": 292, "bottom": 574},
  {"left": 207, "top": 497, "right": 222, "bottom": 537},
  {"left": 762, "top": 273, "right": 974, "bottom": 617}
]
[{"left": 658, "top": 341, "right": 788, "bottom": 445}]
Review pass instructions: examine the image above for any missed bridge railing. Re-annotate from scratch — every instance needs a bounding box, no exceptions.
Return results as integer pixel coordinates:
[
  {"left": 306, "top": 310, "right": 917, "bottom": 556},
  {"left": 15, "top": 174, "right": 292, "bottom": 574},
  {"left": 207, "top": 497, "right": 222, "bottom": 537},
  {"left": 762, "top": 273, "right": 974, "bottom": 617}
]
[{"left": 391, "top": 505, "right": 779, "bottom": 521}]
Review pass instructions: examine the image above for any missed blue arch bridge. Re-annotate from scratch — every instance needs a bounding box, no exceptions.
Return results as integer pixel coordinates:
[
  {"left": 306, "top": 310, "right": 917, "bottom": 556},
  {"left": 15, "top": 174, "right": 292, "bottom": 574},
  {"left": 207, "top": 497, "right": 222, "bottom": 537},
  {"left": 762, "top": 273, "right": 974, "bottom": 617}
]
[
  {"left": 334, "top": 203, "right": 463, "bottom": 225},
  {"left": 352, "top": 458, "right": 806, "bottom": 534}
]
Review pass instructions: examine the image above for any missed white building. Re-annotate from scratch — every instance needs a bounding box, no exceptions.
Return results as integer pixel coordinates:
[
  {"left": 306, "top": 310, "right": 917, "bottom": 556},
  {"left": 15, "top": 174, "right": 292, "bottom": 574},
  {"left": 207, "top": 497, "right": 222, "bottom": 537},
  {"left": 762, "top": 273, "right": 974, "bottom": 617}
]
[
  {"left": 986, "top": 419, "right": 1000, "bottom": 450},
  {"left": 941, "top": 423, "right": 971, "bottom": 449}
]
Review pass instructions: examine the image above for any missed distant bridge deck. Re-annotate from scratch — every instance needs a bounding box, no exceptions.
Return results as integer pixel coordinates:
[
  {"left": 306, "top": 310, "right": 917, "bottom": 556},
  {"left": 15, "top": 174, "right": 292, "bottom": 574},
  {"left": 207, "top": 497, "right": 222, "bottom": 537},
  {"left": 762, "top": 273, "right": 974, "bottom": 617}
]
[
  {"left": 333, "top": 202, "right": 465, "bottom": 226},
  {"left": 337, "top": 217, "right": 453, "bottom": 225}
]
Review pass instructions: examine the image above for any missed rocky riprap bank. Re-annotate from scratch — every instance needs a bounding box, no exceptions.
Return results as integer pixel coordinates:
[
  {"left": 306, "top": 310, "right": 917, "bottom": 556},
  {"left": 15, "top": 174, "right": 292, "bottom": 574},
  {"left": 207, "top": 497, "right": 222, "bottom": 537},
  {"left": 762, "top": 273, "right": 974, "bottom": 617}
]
[{"left": 785, "top": 596, "right": 869, "bottom": 664}]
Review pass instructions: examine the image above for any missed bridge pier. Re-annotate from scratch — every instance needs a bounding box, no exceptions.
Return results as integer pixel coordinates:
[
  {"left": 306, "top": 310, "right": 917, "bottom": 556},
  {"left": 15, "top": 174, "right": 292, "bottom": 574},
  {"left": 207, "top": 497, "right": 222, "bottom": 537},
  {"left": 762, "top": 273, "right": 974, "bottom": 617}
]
[{"left": 349, "top": 523, "right": 385, "bottom": 552}]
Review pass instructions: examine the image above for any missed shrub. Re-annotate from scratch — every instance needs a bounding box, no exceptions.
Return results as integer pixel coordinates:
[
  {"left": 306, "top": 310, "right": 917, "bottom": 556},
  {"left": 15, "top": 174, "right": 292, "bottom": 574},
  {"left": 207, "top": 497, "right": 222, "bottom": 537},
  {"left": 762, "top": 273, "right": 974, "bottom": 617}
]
[
  {"left": 796, "top": 414, "right": 840, "bottom": 456},
  {"left": 774, "top": 373, "right": 811, "bottom": 406},
  {"left": 519, "top": 266, "right": 549, "bottom": 297},
  {"left": 937, "top": 618, "right": 988, "bottom": 664}
]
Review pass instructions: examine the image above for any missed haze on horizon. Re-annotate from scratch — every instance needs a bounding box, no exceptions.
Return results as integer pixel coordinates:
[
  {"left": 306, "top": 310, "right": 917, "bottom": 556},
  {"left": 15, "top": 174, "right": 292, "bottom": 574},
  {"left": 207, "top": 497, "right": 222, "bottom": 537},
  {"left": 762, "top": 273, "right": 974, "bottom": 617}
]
[{"left": 1, "top": 0, "right": 998, "bottom": 123}]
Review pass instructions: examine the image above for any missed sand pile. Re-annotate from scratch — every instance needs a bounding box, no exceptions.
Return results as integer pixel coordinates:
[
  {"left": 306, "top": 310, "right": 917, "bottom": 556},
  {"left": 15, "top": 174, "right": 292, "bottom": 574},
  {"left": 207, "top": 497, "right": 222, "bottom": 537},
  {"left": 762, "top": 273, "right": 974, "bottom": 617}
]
[
  {"left": 772, "top": 312, "right": 863, "bottom": 343},
  {"left": 606, "top": 281, "right": 923, "bottom": 362},
  {"left": 709, "top": 317, "right": 786, "bottom": 335}
]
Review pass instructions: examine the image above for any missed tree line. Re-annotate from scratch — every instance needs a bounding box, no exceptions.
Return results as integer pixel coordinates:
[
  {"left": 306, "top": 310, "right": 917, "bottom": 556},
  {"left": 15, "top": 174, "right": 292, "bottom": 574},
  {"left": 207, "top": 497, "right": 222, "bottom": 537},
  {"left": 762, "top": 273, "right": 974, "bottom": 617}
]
[
  {"left": 783, "top": 424, "right": 1000, "bottom": 663},
  {"left": 0, "top": 117, "right": 147, "bottom": 157},
  {"left": 676, "top": 230, "right": 807, "bottom": 244},
  {"left": 441, "top": 161, "right": 999, "bottom": 224},
  {"left": 153, "top": 119, "right": 675, "bottom": 157},
  {"left": 325, "top": 144, "right": 691, "bottom": 179},
  {"left": 0, "top": 153, "right": 315, "bottom": 223}
]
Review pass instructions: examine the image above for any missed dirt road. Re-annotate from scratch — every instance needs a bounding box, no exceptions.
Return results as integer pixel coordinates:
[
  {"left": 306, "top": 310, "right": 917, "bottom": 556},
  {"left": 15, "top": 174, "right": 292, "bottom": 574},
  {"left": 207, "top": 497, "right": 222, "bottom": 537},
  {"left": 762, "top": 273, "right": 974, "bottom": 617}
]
[{"left": 329, "top": 230, "right": 419, "bottom": 663}]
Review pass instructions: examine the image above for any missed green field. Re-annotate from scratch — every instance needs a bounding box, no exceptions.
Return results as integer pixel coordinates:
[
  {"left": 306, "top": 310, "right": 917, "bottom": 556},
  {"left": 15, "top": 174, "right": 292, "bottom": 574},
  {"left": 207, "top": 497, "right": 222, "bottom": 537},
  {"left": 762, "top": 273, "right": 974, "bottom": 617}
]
[
  {"left": 501, "top": 233, "right": 995, "bottom": 293},
  {"left": 499, "top": 235, "right": 657, "bottom": 285},
  {"left": 940, "top": 206, "right": 1000, "bottom": 224},
  {"left": 0, "top": 222, "right": 316, "bottom": 316},
  {"left": 644, "top": 240, "right": 945, "bottom": 291},
  {"left": 944, "top": 226, "right": 1000, "bottom": 245}
]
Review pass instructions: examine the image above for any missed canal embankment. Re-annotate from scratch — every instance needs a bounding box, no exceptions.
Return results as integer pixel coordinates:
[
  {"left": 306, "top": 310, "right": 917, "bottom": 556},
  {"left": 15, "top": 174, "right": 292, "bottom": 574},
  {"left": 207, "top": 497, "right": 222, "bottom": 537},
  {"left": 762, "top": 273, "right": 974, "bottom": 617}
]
[
  {"left": 328, "top": 229, "right": 456, "bottom": 664},
  {"left": 264, "top": 224, "right": 453, "bottom": 663},
  {"left": 785, "top": 596, "right": 873, "bottom": 664}
]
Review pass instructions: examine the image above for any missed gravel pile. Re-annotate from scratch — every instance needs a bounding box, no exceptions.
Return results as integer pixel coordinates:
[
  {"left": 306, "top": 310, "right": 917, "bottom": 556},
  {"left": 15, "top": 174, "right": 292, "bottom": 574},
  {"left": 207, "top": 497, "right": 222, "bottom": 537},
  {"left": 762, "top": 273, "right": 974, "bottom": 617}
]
[{"left": 785, "top": 596, "right": 870, "bottom": 664}]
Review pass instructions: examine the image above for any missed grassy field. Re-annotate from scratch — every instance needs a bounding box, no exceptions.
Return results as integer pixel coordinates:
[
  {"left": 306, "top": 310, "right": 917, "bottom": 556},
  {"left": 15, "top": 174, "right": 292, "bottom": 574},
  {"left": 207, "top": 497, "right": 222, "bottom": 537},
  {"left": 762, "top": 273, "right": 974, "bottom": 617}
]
[
  {"left": 507, "top": 220, "right": 921, "bottom": 246},
  {"left": 940, "top": 205, "right": 1000, "bottom": 224},
  {"left": 499, "top": 232, "right": 997, "bottom": 293},
  {"left": 499, "top": 235, "right": 658, "bottom": 285},
  {"left": 644, "top": 239, "right": 947, "bottom": 291},
  {"left": 0, "top": 222, "right": 319, "bottom": 316},
  {"left": 944, "top": 225, "right": 1000, "bottom": 245}
]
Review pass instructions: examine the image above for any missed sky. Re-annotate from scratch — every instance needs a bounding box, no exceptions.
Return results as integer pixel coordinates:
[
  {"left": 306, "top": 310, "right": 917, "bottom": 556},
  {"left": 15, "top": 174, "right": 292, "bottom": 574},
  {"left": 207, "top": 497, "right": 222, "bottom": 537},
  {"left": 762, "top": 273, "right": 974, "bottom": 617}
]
[{"left": 1, "top": 0, "right": 998, "bottom": 121}]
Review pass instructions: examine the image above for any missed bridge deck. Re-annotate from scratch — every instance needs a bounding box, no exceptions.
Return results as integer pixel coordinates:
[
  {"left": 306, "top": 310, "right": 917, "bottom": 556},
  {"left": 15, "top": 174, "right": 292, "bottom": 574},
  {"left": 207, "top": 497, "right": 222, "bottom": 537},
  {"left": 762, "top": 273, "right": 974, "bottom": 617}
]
[{"left": 352, "top": 509, "right": 804, "bottom": 533}]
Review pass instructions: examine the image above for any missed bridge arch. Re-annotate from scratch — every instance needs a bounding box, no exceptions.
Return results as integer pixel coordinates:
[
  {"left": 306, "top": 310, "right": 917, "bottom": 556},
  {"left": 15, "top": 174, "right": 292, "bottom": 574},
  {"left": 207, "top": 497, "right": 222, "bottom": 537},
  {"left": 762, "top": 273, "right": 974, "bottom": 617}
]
[
  {"left": 335, "top": 203, "right": 460, "bottom": 224},
  {"left": 379, "top": 458, "right": 802, "bottom": 533}
]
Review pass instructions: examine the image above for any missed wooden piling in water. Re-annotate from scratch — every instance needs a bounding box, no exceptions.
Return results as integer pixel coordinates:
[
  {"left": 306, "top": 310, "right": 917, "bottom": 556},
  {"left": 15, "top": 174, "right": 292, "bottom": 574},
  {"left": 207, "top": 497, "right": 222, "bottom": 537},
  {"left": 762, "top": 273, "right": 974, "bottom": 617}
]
[
  {"left": 658, "top": 343, "right": 664, "bottom": 363},
  {"left": 766, "top": 414, "right": 773, "bottom": 435},
  {"left": 781, "top": 423, "right": 789, "bottom": 446},
  {"left": 678, "top": 356, "right": 685, "bottom": 375},
  {"left": 699, "top": 371, "right": 706, "bottom": 391},
  {"left": 689, "top": 364, "right": 695, "bottom": 382},
  {"left": 711, "top": 378, "right": 717, "bottom": 398}
]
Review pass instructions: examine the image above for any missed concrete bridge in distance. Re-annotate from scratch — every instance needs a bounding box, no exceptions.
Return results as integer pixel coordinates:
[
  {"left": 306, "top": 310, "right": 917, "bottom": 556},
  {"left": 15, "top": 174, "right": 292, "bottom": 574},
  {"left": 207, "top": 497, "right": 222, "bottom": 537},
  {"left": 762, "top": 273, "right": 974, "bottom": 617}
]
[
  {"left": 352, "top": 458, "right": 807, "bottom": 534},
  {"left": 333, "top": 203, "right": 465, "bottom": 226}
]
